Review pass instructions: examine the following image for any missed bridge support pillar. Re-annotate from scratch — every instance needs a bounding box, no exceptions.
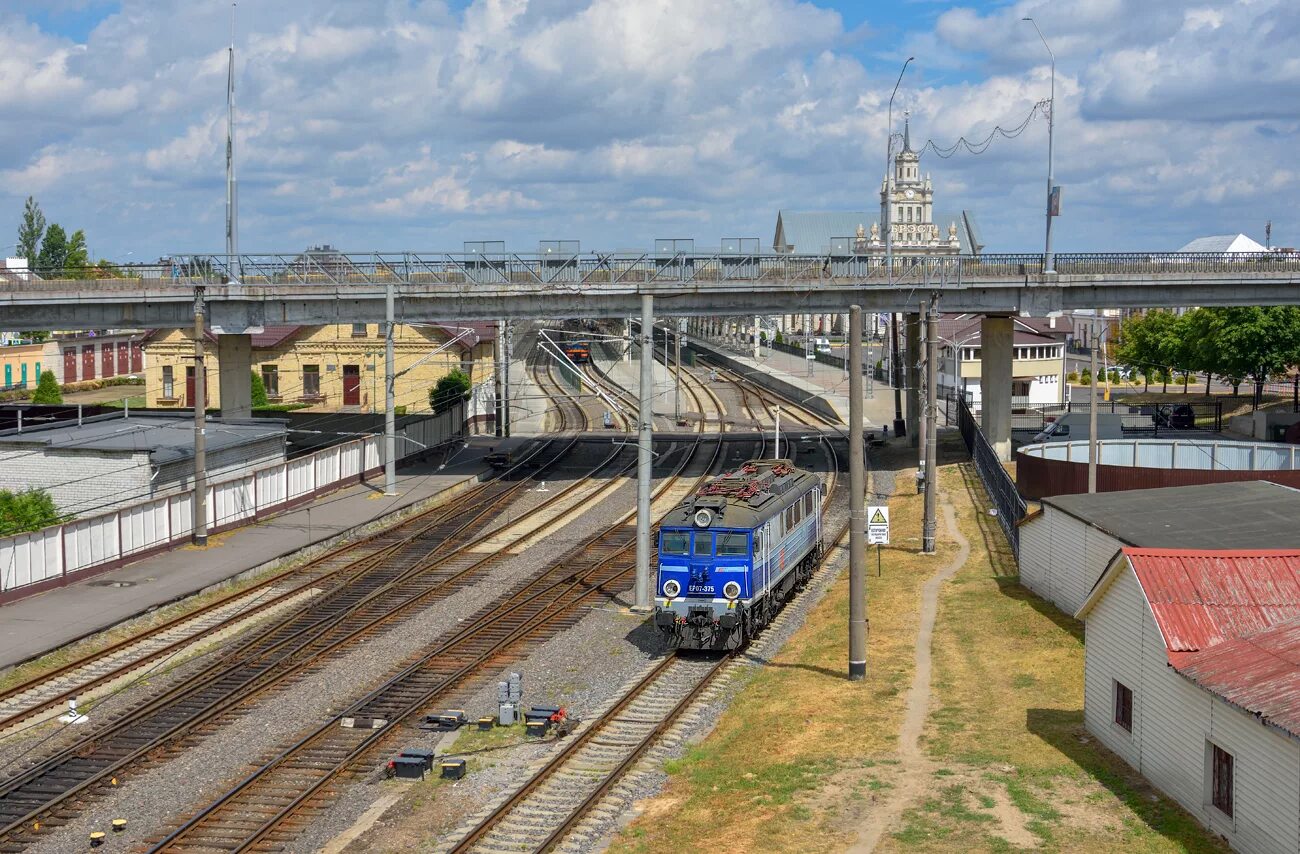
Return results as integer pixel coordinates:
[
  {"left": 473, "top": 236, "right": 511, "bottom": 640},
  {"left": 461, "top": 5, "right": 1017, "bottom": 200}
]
[
  {"left": 981, "top": 315, "right": 1014, "bottom": 461},
  {"left": 906, "top": 313, "right": 920, "bottom": 448},
  {"left": 217, "top": 333, "right": 253, "bottom": 419}
]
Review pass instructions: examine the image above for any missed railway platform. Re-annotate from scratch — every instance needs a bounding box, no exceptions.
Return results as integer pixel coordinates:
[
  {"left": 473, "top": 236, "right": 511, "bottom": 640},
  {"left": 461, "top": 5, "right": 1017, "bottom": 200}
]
[{"left": 0, "top": 438, "right": 525, "bottom": 670}]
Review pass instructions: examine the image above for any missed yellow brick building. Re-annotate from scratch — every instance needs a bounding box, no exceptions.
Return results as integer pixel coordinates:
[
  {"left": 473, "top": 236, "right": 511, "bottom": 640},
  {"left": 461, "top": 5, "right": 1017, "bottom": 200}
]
[{"left": 142, "top": 323, "right": 495, "bottom": 414}]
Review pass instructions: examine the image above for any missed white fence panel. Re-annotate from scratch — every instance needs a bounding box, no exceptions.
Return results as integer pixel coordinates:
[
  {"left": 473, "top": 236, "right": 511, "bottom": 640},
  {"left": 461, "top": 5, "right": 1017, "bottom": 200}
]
[
  {"left": 287, "top": 457, "right": 315, "bottom": 500},
  {"left": 64, "top": 514, "right": 121, "bottom": 574},
  {"left": 340, "top": 441, "right": 362, "bottom": 479},
  {"left": 121, "top": 497, "right": 170, "bottom": 557},
  {"left": 316, "top": 447, "right": 341, "bottom": 489},
  {"left": 213, "top": 477, "right": 255, "bottom": 528},
  {"left": 1254, "top": 446, "right": 1292, "bottom": 471},
  {"left": 1215, "top": 444, "right": 1254, "bottom": 470},
  {"left": 256, "top": 465, "right": 287, "bottom": 512},
  {"left": 1135, "top": 442, "right": 1174, "bottom": 469},
  {"left": 0, "top": 527, "right": 62, "bottom": 591},
  {"left": 170, "top": 492, "right": 194, "bottom": 539},
  {"left": 364, "top": 437, "right": 381, "bottom": 471}
]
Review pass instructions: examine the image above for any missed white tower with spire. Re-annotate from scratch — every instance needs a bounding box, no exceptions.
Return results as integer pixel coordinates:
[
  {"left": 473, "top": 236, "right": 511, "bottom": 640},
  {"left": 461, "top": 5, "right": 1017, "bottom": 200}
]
[{"left": 874, "top": 114, "right": 960, "bottom": 254}]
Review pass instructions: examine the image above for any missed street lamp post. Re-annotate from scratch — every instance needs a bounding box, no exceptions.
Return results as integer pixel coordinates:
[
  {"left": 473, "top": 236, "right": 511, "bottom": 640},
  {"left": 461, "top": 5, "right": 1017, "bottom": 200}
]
[
  {"left": 1023, "top": 17, "right": 1055, "bottom": 274},
  {"left": 886, "top": 56, "right": 914, "bottom": 438}
]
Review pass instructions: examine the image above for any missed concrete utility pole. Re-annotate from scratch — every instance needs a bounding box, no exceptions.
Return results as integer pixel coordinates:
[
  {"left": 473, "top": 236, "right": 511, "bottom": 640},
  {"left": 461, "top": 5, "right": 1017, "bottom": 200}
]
[
  {"left": 886, "top": 56, "right": 913, "bottom": 439},
  {"left": 754, "top": 315, "right": 761, "bottom": 360},
  {"left": 923, "top": 294, "right": 939, "bottom": 553},
  {"left": 501, "top": 319, "right": 511, "bottom": 438},
  {"left": 192, "top": 286, "right": 208, "bottom": 546},
  {"left": 848, "top": 305, "right": 867, "bottom": 680},
  {"left": 634, "top": 294, "right": 655, "bottom": 612},
  {"left": 494, "top": 322, "right": 504, "bottom": 439},
  {"left": 917, "top": 304, "right": 928, "bottom": 485},
  {"left": 1088, "top": 325, "right": 1100, "bottom": 493},
  {"left": 384, "top": 280, "right": 397, "bottom": 495}
]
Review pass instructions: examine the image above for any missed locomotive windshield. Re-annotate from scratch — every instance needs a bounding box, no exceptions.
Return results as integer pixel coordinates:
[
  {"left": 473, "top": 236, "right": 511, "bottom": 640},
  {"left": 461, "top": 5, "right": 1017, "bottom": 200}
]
[
  {"left": 716, "top": 532, "right": 748, "bottom": 555},
  {"left": 660, "top": 531, "right": 689, "bottom": 554},
  {"left": 693, "top": 535, "right": 713, "bottom": 556}
]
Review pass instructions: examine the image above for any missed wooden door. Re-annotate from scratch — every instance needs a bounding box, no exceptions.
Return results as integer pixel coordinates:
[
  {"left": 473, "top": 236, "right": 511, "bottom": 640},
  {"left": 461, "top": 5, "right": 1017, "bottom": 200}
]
[
  {"left": 101, "top": 345, "right": 115, "bottom": 377},
  {"left": 342, "top": 365, "right": 361, "bottom": 406},
  {"left": 81, "top": 345, "right": 96, "bottom": 380},
  {"left": 186, "top": 366, "right": 195, "bottom": 405},
  {"left": 117, "top": 342, "right": 129, "bottom": 374},
  {"left": 130, "top": 342, "right": 143, "bottom": 372},
  {"left": 63, "top": 349, "right": 77, "bottom": 382}
]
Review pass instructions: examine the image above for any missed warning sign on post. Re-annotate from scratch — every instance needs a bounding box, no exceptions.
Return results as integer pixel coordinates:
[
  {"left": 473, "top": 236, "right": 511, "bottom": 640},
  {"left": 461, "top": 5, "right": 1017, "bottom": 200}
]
[{"left": 867, "top": 505, "right": 890, "bottom": 545}]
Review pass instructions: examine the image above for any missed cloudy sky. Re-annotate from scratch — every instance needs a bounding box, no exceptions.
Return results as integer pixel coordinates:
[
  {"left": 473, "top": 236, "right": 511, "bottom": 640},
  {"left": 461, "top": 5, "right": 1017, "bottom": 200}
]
[{"left": 1, "top": 0, "right": 1296, "bottom": 260}]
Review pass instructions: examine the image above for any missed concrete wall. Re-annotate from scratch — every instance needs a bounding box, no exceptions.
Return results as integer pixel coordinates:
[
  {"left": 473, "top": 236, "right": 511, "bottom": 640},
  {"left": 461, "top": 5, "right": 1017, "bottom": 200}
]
[
  {"left": 1085, "top": 568, "right": 1300, "bottom": 854},
  {"left": 153, "top": 435, "right": 287, "bottom": 491},
  {"left": 685, "top": 338, "right": 841, "bottom": 425}
]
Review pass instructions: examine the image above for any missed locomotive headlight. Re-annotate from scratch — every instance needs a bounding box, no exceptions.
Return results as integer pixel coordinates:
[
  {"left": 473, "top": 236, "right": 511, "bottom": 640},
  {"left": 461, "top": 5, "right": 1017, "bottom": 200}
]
[
  {"left": 722, "top": 581, "right": 742, "bottom": 600},
  {"left": 662, "top": 579, "right": 681, "bottom": 598}
]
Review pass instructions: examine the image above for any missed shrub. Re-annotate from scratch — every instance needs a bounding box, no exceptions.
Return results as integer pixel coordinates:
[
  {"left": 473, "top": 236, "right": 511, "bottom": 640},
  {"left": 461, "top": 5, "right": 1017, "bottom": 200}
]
[
  {"left": 250, "top": 370, "right": 269, "bottom": 408},
  {"left": 1066, "top": 371, "right": 1079, "bottom": 383},
  {"left": 31, "top": 370, "right": 63, "bottom": 404},
  {"left": 429, "top": 368, "right": 472, "bottom": 414},
  {"left": 0, "top": 488, "right": 64, "bottom": 535},
  {"left": 1107, "top": 369, "right": 1121, "bottom": 385}
]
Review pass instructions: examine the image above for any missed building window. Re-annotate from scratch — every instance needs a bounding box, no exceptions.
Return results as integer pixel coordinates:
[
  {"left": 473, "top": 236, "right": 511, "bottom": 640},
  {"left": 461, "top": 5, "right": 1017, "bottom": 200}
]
[
  {"left": 303, "top": 364, "right": 321, "bottom": 397},
  {"left": 351, "top": 323, "right": 367, "bottom": 337},
  {"left": 262, "top": 365, "right": 279, "bottom": 397},
  {"left": 1211, "top": 744, "right": 1233, "bottom": 817},
  {"left": 1113, "top": 681, "right": 1133, "bottom": 732},
  {"left": 162, "top": 366, "right": 174, "bottom": 399}
]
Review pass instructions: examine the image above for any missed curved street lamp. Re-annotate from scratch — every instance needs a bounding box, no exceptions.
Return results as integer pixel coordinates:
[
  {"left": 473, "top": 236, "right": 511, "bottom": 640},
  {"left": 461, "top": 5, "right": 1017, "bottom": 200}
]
[{"left": 1023, "top": 17, "right": 1056, "bottom": 273}]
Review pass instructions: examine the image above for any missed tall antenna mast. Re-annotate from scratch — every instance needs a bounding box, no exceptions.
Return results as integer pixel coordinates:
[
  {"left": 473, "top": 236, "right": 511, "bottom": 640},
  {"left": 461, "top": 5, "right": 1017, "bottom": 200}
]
[{"left": 225, "top": 2, "right": 239, "bottom": 279}]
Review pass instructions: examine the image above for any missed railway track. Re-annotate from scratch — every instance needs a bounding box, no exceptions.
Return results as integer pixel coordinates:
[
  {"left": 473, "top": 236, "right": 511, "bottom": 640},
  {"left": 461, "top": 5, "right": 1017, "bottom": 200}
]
[
  {"left": 0, "top": 341, "right": 607, "bottom": 742},
  {"left": 143, "top": 429, "right": 738, "bottom": 853},
  {"left": 0, "top": 381, "right": 648, "bottom": 847},
  {"left": 447, "top": 435, "right": 844, "bottom": 853},
  {"left": 0, "top": 436, "right": 572, "bottom": 739}
]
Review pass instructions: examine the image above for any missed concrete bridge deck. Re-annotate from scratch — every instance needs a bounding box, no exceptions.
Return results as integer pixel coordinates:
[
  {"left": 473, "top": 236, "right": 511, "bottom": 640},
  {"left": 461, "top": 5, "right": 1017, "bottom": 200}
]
[{"left": 2, "top": 251, "right": 1299, "bottom": 331}]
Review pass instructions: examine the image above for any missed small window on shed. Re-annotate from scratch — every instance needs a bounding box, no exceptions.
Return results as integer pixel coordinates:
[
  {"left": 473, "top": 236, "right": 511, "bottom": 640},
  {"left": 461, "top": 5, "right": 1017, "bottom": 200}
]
[
  {"left": 1113, "top": 681, "right": 1132, "bottom": 732},
  {"left": 1211, "top": 744, "right": 1233, "bottom": 817}
]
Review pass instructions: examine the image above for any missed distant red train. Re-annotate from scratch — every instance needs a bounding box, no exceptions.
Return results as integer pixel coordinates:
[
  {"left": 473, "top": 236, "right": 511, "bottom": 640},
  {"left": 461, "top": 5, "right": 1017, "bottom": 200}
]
[{"left": 563, "top": 342, "right": 591, "bottom": 364}]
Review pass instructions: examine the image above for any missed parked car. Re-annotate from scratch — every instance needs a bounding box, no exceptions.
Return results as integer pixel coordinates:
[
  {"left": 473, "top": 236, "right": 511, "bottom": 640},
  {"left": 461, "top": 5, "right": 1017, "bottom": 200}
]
[
  {"left": 813, "top": 337, "right": 833, "bottom": 355},
  {"left": 1153, "top": 404, "right": 1196, "bottom": 429},
  {"left": 1031, "top": 413, "right": 1125, "bottom": 444}
]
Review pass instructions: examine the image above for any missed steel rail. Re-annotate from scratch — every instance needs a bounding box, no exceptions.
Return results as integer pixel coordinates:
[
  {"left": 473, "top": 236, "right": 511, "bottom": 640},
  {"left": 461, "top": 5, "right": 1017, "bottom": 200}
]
[{"left": 147, "top": 430, "right": 733, "bottom": 852}]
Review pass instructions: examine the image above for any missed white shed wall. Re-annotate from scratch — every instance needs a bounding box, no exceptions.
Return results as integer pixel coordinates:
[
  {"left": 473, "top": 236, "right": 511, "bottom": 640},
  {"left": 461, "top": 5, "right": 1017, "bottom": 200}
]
[
  {"left": 1084, "top": 570, "right": 1300, "bottom": 854},
  {"left": 1019, "top": 507, "right": 1123, "bottom": 615},
  {"left": 0, "top": 447, "right": 153, "bottom": 517}
]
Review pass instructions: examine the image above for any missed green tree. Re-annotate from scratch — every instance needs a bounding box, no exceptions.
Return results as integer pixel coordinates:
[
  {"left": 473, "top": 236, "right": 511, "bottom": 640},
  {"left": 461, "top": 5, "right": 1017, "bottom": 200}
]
[
  {"left": 250, "top": 370, "right": 269, "bottom": 407},
  {"left": 1195, "top": 307, "right": 1300, "bottom": 406},
  {"left": 64, "top": 229, "right": 90, "bottom": 275},
  {"left": 1115, "top": 310, "right": 1181, "bottom": 393},
  {"left": 37, "top": 223, "right": 68, "bottom": 273},
  {"left": 17, "top": 196, "right": 44, "bottom": 265},
  {"left": 429, "top": 368, "right": 471, "bottom": 414},
  {"left": 0, "top": 489, "right": 64, "bottom": 536},
  {"left": 31, "top": 370, "right": 63, "bottom": 404}
]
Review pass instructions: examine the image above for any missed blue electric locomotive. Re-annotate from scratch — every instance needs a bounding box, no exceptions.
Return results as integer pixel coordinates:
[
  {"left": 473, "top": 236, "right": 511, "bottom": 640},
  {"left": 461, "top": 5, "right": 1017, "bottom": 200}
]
[{"left": 653, "top": 459, "right": 822, "bottom": 651}]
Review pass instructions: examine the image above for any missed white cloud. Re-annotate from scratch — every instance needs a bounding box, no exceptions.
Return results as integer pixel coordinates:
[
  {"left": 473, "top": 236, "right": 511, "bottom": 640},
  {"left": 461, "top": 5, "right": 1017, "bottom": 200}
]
[{"left": 0, "top": 0, "right": 1296, "bottom": 257}]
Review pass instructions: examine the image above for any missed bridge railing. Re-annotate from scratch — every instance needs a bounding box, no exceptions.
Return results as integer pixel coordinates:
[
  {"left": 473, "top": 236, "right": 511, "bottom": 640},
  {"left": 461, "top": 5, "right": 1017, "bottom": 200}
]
[{"left": 5, "top": 251, "right": 1300, "bottom": 291}]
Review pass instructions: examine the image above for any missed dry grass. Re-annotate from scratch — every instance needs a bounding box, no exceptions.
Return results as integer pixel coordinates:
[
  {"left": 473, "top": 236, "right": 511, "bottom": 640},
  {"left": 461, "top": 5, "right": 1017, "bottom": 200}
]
[
  {"left": 614, "top": 452, "right": 944, "bottom": 852},
  {"left": 887, "top": 448, "right": 1227, "bottom": 853},
  {"left": 612, "top": 434, "right": 1227, "bottom": 854}
]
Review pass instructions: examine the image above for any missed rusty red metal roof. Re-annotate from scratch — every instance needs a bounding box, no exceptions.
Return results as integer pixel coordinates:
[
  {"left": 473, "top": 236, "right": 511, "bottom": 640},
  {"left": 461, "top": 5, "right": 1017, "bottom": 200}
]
[
  {"left": 1124, "top": 548, "right": 1300, "bottom": 667},
  {"left": 1175, "top": 617, "right": 1300, "bottom": 740}
]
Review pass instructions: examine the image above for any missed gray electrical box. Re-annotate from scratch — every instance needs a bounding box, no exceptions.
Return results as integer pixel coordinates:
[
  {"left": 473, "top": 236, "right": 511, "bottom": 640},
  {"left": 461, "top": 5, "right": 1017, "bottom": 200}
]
[{"left": 498, "top": 702, "right": 518, "bottom": 726}]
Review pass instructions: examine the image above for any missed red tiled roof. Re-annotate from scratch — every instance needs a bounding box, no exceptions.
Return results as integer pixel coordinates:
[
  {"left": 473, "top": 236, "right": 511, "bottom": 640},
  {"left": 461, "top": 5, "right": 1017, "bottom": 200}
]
[
  {"left": 1175, "top": 617, "right": 1300, "bottom": 739},
  {"left": 1124, "top": 548, "right": 1300, "bottom": 667},
  {"left": 202, "top": 325, "right": 303, "bottom": 348}
]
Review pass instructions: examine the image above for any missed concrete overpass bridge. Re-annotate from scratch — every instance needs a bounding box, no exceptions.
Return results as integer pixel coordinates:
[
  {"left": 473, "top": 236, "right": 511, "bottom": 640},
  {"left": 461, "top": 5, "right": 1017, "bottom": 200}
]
[{"left": 3, "top": 249, "right": 1298, "bottom": 458}]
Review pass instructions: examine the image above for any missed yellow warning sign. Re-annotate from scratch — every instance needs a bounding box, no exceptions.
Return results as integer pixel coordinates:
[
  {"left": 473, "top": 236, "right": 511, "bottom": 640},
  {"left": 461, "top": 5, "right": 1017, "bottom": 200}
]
[{"left": 867, "top": 505, "right": 890, "bottom": 545}]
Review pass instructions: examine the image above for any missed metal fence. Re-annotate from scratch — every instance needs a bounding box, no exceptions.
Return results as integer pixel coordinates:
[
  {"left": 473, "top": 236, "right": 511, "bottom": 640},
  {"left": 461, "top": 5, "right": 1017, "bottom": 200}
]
[
  {"left": 955, "top": 394, "right": 1026, "bottom": 558},
  {"left": 7, "top": 250, "right": 1300, "bottom": 291},
  {"left": 1010, "top": 398, "right": 1225, "bottom": 433}
]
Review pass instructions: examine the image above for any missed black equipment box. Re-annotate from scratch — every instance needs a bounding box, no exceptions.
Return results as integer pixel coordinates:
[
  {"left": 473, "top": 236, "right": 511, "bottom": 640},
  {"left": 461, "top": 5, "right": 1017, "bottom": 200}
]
[
  {"left": 440, "top": 758, "right": 467, "bottom": 780},
  {"left": 524, "top": 706, "right": 560, "bottom": 722},
  {"left": 400, "top": 748, "right": 435, "bottom": 770},
  {"left": 391, "top": 756, "right": 426, "bottom": 780},
  {"left": 525, "top": 720, "right": 549, "bottom": 737}
]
